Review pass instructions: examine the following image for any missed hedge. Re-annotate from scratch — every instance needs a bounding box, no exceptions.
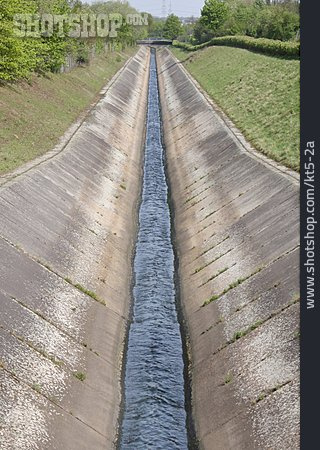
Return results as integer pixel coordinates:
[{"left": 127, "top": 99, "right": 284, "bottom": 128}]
[{"left": 173, "top": 35, "right": 300, "bottom": 58}]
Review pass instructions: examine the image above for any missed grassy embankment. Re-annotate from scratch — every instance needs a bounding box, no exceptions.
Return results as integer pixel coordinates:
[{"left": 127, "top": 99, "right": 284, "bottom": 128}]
[
  {"left": 0, "top": 47, "right": 137, "bottom": 175},
  {"left": 171, "top": 46, "right": 299, "bottom": 171}
]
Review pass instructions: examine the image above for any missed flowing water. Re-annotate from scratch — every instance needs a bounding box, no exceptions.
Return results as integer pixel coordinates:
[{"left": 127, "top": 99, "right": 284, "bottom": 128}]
[{"left": 119, "top": 50, "right": 188, "bottom": 449}]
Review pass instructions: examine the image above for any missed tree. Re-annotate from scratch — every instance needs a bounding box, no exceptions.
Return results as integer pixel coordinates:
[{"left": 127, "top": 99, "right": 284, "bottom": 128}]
[
  {"left": 200, "top": 0, "right": 229, "bottom": 34},
  {"left": 163, "top": 14, "right": 183, "bottom": 40},
  {"left": 193, "top": 19, "right": 214, "bottom": 43},
  {"left": 148, "top": 19, "right": 165, "bottom": 38},
  {"left": 178, "top": 21, "right": 196, "bottom": 43}
]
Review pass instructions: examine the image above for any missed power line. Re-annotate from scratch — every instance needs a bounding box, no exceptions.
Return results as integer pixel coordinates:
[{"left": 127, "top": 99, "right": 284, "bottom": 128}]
[
  {"left": 161, "top": 0, "right": 167, "bottom": 18},
  {"left": 143, "top": 8, "right": 200, "bottom": 15}
]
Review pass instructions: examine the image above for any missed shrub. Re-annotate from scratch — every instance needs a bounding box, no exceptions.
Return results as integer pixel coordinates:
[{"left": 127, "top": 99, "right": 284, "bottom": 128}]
[{"left": 173, "top": 35, "right": 300, "bottom": 58}]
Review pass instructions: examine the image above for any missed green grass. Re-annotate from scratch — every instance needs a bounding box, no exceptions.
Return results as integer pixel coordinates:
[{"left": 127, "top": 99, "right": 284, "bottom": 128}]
[
  {"left": 224, "top": 373, "right": 233, "bottom": 385},
  {"left": 0, "top": 48, "right": 137, "bottom": 175},
  {"left": 32, "top": 383, "right": 42, "bottom": 393},
  {"left": 64, "top": 277, "right": 106, "bottom": 305},
  {"left": 232, "top": 319, "right": 264, "bottom": 343},
  {"left": 74, "top": 284, "right": 101, "bottom": 303},
  {"left": 202, "top": 266, "right": 264, "bottom": 307},
  {"left": 171, "top": 46, "right": 300, "bottom": 171},
  {"left": 73, "top": 371, "right": 86, "bottom": 382}
]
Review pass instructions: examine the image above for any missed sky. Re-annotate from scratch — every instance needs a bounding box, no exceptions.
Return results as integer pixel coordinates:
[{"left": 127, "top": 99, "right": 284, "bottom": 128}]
[
  {"left": 128, "top": 0, "right": 204, "bottom": 17},
  {"left": 86, "top": 0, "right": 204, "bottom": 17}
]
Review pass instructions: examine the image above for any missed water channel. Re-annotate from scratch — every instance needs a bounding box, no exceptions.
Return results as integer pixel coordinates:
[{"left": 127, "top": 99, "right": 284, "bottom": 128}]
[{"left": 119, "top": 49, "right": 188, "bottom": 449}]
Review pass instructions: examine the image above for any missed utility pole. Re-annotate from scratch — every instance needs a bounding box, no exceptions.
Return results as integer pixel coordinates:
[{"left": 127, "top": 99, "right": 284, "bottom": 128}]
[{"left": 162, "top": 0, "right": 167, "bottom": 18}]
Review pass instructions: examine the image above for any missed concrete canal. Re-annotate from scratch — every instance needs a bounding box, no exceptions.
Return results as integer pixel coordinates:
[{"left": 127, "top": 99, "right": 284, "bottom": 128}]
[
  {"left": 119, "top": 50, "right": 188, "bottom": 449},
  {"left": 0, "top": 46, "right": 299, "bottom": 450}
]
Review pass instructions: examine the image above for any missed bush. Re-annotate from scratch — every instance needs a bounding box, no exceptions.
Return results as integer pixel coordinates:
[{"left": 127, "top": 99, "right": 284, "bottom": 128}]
[{"left": 173, "top": 35, "right": 300, "bottom": 58}]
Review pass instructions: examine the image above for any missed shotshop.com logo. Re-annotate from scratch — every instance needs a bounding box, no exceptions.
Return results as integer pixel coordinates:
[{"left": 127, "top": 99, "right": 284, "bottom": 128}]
[{"left": 13, "top": 13, "right": 149, "bottom": 38}]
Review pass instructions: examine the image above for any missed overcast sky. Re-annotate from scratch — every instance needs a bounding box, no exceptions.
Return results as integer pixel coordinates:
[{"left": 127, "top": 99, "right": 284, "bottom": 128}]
[{"left": 87, "top": 0, "right": 204, "bottom": 17}]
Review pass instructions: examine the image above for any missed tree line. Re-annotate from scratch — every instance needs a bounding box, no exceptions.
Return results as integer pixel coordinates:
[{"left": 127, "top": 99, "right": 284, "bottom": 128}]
[
  {"left": 0, "top": 0, "right": 149, "bottom": 82},
  {"left": 148, "top": 0, "right": 299, "bottom": 44}
]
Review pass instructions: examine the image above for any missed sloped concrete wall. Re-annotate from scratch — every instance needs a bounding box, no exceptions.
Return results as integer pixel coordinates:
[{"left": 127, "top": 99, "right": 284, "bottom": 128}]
[
  {"left": 0, "top": 47, "right": 150, "bottom": 449},
  {"left": 157, "top": 48, "right": 299, "bottom": 449}
]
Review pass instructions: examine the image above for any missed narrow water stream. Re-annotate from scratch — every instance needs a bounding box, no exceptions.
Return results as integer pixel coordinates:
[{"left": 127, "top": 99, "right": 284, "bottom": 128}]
[{"left": 119, "top": 50, "right": 188, "bottom": 449}]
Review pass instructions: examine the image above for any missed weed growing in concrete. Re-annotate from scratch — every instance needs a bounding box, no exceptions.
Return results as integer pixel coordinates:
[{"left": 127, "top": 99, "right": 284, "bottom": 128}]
[
  {"left": 203, "top": 294, "right": 220, "bottom": 306},
  {"left": 73, "top": 371, "right": 86, "bottom": 382},
  {"left": 294, "top": 329, "right": 300, "bottom": 339},
  {"left": 202, "top": 267, "right": 264, "bottom": 307},
  {"left": 232, "top": 319, "right": 264, "bottom": 343},
  {"left": 224, "top": 373, "right": 233, "bottom": 385},
  {"left": 254, "top": 381, "right": 290, "bottom": 404},
  {"left": 74, "top": 284, "right": 105, "bottom": 305},
  {"left": 42, "top": 262, "right": 53, "bottom": 272},
  {"left": 64, "top": 278, "right": 106, "bottom": 305},
  {"left": 32, "top": 383, "right": 41, "bottom": 393},
  {"left": 292, "top": 293, "right": 300, "bottom": 303},
  {"left": 232, "top": 330, "right": 247, "bottom": 341},
  {"left": 256, "top": 392, "right": 267, "bottom": 403},
  {"left": 50, "top": 356, "right": 64, "bottom": 367},
  {"left": 120, "top": 184, "right": 126, "bottom": 190}
]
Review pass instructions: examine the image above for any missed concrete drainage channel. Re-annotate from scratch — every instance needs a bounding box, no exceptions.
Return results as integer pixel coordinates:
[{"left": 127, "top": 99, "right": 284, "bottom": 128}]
[
  {"left": 0, "top": 45, "right": 299, "bottom": 450},
  {"left": 119, "top": 49, "right": 188, "bottom": 449}
]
